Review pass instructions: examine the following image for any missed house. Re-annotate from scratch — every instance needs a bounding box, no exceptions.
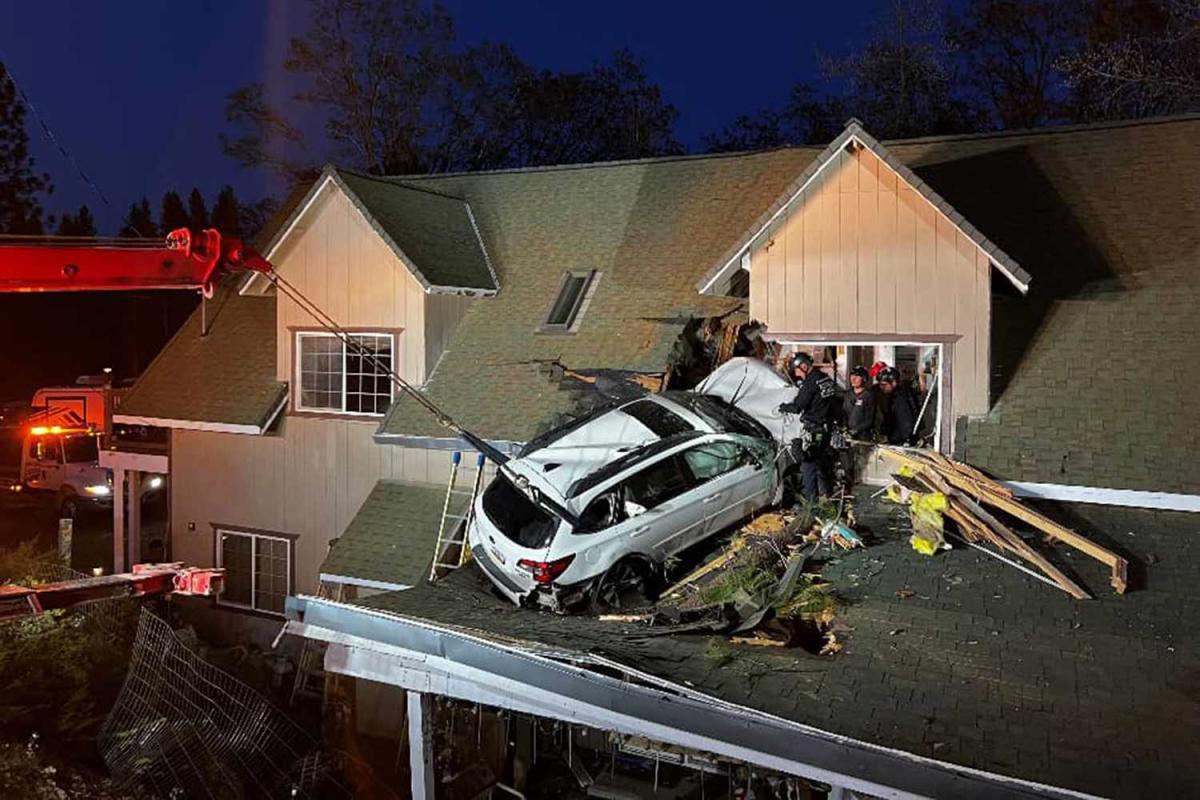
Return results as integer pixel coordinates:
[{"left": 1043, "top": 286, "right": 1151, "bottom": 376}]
[{"left": 116, "top": 115, "right": 1199, "bottom": 796}]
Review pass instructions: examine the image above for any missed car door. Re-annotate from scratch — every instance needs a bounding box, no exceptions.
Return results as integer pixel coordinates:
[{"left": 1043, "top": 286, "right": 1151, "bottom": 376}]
[
  {"left": 617, "top": 452, "right": 706, "bottom": 559},
  {"left": 24, "top": 435, "right": 64, "bottom": 491},
  {"left": 680, "top": 440, "right": 769, "bottom": 538}
]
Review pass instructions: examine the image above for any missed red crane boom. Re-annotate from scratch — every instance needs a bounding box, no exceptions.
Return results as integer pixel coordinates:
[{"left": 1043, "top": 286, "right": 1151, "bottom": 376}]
[{"left": 0, "top": 228, "right": 272, "bottom": 296}]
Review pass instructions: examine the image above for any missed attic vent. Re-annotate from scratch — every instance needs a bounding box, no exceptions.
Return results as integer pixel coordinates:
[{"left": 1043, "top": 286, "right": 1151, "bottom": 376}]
[{"left": 540, "top": 270, "right": 599, "bottom": 333}]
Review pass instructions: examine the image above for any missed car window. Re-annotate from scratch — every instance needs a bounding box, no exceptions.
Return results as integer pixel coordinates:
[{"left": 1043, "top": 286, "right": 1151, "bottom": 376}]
[
  {"left": 620, "top": 399, "right": 693, "bottom": 438},
  {"left": 578, "top": 489, "right": 624, "bottom": 533},
  {"left": 682, "top": 441, "right": 744, "bottom": 483},
  {"left": 624, "top": 455, "right": 693, "bottom": 510},
  {"left": 39, "top": 438, "right": 62, "bottom": 463},
  {"left": 482, "top": 473, "right": 559, "bottom": 549},
  {"left": 63, "top": 435, "right": 99, "bottom": 464}
]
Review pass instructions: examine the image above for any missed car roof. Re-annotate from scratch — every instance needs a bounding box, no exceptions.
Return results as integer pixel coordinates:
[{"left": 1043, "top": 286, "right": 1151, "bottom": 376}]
[{"left": 516, "top": 395, "right": 714, "bottom": 499}]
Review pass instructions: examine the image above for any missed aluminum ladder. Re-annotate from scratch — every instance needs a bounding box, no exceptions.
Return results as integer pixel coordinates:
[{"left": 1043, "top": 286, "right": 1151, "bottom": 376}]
[
  {"left": 289, "top": 580, "right": 344, "bottom": 705},
  {"left": 429, "top": 451, "right": 487, "bottom": 581}
]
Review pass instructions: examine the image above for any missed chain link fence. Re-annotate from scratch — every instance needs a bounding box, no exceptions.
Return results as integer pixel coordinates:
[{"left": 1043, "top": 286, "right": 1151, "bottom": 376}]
[{"left": 99, "top": 609, "right": 350, "bottom": 799}]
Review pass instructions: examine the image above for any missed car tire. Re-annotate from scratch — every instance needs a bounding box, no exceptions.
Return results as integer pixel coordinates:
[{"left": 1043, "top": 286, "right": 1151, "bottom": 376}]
[{"left": 589, "top": 557, "right": 657, "bottom": 614}]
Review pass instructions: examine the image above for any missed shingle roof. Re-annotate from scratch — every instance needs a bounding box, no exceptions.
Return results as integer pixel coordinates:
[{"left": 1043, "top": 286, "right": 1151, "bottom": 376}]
[
  {"left": 320, "top": 480, "right": 467, "bottom": 588},
  {"left": 115, "top": 283, "right": 286, "bottom": 430},
  {"left": 377, "top": 148, "right": 821, "bottom": 443},
  {"left": 261, "top": 166, "right": 497, "bottom": 293}
]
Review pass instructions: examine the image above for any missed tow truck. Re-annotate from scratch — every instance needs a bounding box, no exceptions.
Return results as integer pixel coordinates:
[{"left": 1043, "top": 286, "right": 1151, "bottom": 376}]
[{"left": 0, "top": 226, "right": 505, "bottom": 616}]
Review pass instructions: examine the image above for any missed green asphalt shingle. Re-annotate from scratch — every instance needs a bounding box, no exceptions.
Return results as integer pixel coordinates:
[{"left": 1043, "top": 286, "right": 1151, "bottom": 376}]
[
  {"left": 320, "top": 479, "right": 469, "bottom": 588},
  {"left": 116, "top": 283, "right": 286, "bottom": 428},
  {"left": 378, "top": 148, "right": 822, "bottom": 443},
  {"left": 335, "top": 169, "right": 497, "bottom": 292}
]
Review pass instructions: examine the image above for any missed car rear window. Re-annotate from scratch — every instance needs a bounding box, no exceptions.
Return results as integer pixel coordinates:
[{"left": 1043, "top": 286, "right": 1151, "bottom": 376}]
[
  {"left": 620, "top": 399, "right": 693, "bottom": 438},
  {"left": 664, "top": 392, "right": 770, "bottom": 440},
  {"left": 482, "top": 473, "right": 559, "bottom": 549}
]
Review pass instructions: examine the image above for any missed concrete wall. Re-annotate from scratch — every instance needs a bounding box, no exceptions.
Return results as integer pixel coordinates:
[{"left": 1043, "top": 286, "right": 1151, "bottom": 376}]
[{"left": 746, "top": 146, "right": 992, "bottom": 418}]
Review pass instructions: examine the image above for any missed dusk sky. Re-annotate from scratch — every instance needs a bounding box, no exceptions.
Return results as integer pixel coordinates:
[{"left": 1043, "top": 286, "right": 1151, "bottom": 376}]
[{"left": 2, "top": 1, "right": 869, "bottom": 233}]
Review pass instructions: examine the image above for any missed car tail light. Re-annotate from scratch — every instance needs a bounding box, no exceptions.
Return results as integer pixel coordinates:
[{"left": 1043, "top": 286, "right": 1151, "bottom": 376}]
[{"left": 517, "top": 555, "right": 575, "bottom": 584}]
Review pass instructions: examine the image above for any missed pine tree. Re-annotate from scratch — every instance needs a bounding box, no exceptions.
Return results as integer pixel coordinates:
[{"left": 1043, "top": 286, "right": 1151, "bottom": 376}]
[
  {"left": 210, "top": 185, "right": 240, "bottom": 236},
  {"left": 119, "top": 197, "right": 158, "bottom": 238},
  {"left": 0, "top": 62, "right": 53, "bottom": 233},
  {"left": 56, "top": 204, "right": 97, "bottom": 236},
  {"left": 187, "top": 187, "right": 209, "bottom": 231},
  {"left": 159, "top": 191, "right": 188, "bottom": 232}
]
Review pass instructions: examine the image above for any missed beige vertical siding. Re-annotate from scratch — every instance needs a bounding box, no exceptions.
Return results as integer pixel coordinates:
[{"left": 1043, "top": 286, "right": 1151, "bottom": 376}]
[
  {"left": 272, "top": 185, "right": 429, "bottom": 386},
  {"left": 170, "top": 183, "right": 478, "bottom": 599},
  {"left": 747, "top": 148, "right": 992, "bottom": 417},
  {"left": 171, "top": 422, "right": 459, "bottom": 596}
]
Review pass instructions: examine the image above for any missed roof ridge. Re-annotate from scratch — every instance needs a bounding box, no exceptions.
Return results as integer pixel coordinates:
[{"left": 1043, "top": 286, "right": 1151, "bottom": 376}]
[
  {"left": 335, "top": 167, "right": 471, "bottom": 204},
  {"left": 881, "top": 112, "right": 1200, "bottom": 147},
  {"left": 384, "top": 146, "right": 824, "bottom": 181}
]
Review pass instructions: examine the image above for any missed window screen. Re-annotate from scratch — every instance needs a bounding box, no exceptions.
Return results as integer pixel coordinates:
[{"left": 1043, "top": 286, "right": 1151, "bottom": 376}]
[
  {"left": 543, "top": 271, "right": 595, "bottom": 329},
  {"left": 297, "top": 332, "right": 393, "bottom": 415},
  {"left": 219, "top": 530, "right": 291, "bottom": 615}
]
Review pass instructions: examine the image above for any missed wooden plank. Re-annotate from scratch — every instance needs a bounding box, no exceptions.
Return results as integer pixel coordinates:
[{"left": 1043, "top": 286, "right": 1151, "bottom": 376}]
[
  {"left": 819, "top": 171, "right": 840, "bottom": 332},
  {"left": 748, "top": 243, "right": 769, "bottom": 323},
  {"left": 875, "top": 169, "right": 898, "bottom": 333},
  {"left": 801, "top": 186, "right": 822, "bottom": 330},
  {"left": 858, "top": 179, "right": 878, "bottom": 334},
  {"left": 784, "top": 203, "right": 806, "bottom": 331},
  {"left": 934, "top": 214, "right": 958, "bottom": 335},
  {"left": 839, "top": 190, "right": 859, "bottom": 332},
  {"left": 766, "top": 220, "right": 787, "bottom": 331},
  {"left": 954, "top": 231, "right": 979, "bottom": 414},
  {"left": 976, "top": 248, "right": 992, "bottom": 409},
  {"left": 897, "top": 186, "right": 921, "bottom": 332}
]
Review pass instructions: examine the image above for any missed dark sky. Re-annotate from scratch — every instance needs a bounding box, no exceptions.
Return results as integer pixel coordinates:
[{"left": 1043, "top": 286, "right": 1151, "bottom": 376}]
[{"left": 2, "top": 1, "right": 871, "bottom": 233}]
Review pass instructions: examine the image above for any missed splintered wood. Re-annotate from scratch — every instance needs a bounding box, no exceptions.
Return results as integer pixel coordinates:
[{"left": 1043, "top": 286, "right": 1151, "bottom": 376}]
[{"left": 879, "top": 447, "right": 1128, "bottom": 598}]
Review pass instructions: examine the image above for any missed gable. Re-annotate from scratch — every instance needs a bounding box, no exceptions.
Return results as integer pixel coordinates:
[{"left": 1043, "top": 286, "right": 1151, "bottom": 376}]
[{"left": 699, "top": 120, "right": 1031, "bottom": 297}]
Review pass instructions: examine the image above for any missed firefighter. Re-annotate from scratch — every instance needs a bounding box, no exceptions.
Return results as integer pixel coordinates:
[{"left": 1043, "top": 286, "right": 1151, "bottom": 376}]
[
  {"left": 779, "top": 351, "right": 839, "bottom": 501},
  {"left": 842, "top": 365, "right": 878, "bottom": 440},
  {"left": 878, "top": 366, "right": 920, "bottom": 445}
]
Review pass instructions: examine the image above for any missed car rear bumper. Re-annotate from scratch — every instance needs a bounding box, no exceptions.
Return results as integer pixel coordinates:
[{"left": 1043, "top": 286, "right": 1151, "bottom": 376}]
[{"left": 471, "top": 545, "right": 529, "bottom": 606}]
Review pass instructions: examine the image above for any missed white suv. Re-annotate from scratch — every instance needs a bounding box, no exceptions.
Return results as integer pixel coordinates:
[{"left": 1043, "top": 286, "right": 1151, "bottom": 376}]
[{"left": 468, "top": 388, "right": 783, "bottom": 611}]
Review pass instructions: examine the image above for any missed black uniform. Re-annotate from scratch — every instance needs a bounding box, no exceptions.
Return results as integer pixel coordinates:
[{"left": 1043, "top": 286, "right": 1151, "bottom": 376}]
[
  {"left": 842, "top": 385, "right": 879, "bottom": 440},
  {"left": 780, "top": 368, "right": 838, "bottom": 500},
  {"left": 883, "top": 383, "right": 920, "bottom": 445}
]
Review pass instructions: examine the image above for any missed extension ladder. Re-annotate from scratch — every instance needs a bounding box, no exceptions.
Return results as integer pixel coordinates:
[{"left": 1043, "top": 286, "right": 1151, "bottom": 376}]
[
  {"left": 429, "top": 451, "right": 487, "bottom": 581},
  {"left": 289, "top": 580, "right": 344, "bottom": 705}
]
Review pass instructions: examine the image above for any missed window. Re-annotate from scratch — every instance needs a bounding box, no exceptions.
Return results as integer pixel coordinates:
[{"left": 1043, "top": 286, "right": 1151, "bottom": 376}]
[
  {"left": 481, "top": 473, "right": 560, "bottom": 549},
  {"left": 621, "top": 399, "right": 694, "bottom": 438},
  {"left": 217, "top": 529, "right": 292, "bottom": 615},
  {"left": 682, "top": 441, "right": 744, "bottom": 482},
  {"left": 296, "top": 332, "right": 394, "bottom": 415},
  {"left": 541, "top": 270, "right": 597, "bottom": 331},
  {"left": 63, "top": 435, "right": 99, "bottom": 464},
  {"left": 623, "top": 455, "right": 694, "bottom": 511}
]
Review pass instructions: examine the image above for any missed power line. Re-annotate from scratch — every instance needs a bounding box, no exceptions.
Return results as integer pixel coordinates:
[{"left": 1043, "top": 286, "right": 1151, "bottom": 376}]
[{"left": 1, "top": 57, "right": 146, "bottom": 236}]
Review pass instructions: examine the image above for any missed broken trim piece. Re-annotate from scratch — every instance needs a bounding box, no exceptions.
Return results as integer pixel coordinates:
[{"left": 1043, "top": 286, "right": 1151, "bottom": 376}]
[
  {"left": 283, "top": 596, "right": 1100, "bottom": 800},
  {"left": 113, "top": 414, "right": 263, "bottom": 436},
  {"left": 318, "top": 573, "right": 410, "bottom": 593},
  {"left": 372, "top": 431, "right": 524, "bottom": 456},
  {"left": 1004, "top": 482, "right": 1200, "bottom": 514},
  {"left": 697, "top": 120, "right": 1031, "bottom": 296}
]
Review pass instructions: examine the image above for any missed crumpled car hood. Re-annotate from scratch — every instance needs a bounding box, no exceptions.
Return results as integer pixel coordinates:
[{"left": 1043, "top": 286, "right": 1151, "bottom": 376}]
[{"left": 695, "top": 357, "right": 803, "bottom": 444}]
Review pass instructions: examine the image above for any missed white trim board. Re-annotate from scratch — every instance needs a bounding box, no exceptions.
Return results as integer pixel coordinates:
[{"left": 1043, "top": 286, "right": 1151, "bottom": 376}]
[
  {"left": 1004, "top": 482, "right": 1200, "bottom": 513},
  {"left": 318, "top": 573, "right": 411, "bottom": 593},
  {"left": 113, "top": 414, "right": 263, "bottom": 435},
  {"left": 98, "top": 450, "right": 169, "bottom": 473}
]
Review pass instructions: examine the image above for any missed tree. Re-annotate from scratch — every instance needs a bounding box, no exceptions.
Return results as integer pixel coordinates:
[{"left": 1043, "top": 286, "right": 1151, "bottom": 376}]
[
  {"left": 55, "top": 205, "right": 97, "bottom": 237},
  {"left": 704, "top": 85, "right": 844, "bottom": 152},
  {"left": 1060, "top": 0, "right": 1200, "bottom": 120},
  {"left": 210, "top": 185, "right": 240, "bottom": 236},
  {"left": 187, "top": 187, "right": 209, "bottom": 231},
  {"left": 118, "top": 197, "right": 157, "bottom": 238},
  {"left": 221, "top": 0, "right": 681, "bottom": 176},
  {"left": 948, "top": 0, "right": 1090, "bottom": 129},
  {"left": 0, "top": 62, "right": 52, "bottom": 234},
  {"left": 159, "top": 191, "right": 188, "bottom": 232},
  {"left": 821, "top": 0, "right": 986, "bottom": 139}
]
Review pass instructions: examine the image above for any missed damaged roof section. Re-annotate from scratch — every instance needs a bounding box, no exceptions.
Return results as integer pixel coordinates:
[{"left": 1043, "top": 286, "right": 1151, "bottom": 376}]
[
  {"left": 376, "top": 148, "right": 821, "bottom": 445},
  {"left": 115, "top": 283, "right": 286, "bottom": 433}
]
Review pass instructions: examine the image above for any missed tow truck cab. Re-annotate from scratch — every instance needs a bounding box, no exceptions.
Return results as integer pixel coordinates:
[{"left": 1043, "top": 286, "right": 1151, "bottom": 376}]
[{"left": 20, "top": 426, "right": 113, "bottom": 517}]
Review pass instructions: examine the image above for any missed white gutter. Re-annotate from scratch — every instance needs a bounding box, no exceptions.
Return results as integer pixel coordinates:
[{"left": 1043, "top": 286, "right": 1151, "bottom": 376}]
[
  {"left": 113, "top": 414, "right": 263, "bottom": 436},
  {"left": 318, "top": 573, "right": 410, "bottom": 593},
  {"left": 1004, "top": 481, "right": 1200, "bottom": 513}
]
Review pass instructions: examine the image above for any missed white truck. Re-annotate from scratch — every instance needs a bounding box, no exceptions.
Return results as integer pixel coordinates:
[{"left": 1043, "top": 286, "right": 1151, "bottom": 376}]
[{"left": 16, "top": 380, "right": 161, "bottom": 518}]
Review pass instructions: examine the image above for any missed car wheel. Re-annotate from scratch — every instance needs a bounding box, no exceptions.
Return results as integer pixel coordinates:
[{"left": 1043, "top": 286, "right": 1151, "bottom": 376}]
[{"left": 589, "top": 557, "right": 656, "bottom": 614}]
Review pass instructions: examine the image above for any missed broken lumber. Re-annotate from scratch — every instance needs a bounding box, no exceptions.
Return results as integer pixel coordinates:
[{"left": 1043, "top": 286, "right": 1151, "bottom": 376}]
[{"left": 880, "top": 446, "right": 1126, "bottom": 595}]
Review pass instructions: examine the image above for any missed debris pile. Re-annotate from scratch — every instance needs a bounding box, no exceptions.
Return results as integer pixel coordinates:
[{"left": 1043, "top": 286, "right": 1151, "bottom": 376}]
[
  {"left": 878, "top": 446, "right": 1128, "bottom": 598},
  {"left": 600, "top": 506, "right": 853, "bottom": 654}
]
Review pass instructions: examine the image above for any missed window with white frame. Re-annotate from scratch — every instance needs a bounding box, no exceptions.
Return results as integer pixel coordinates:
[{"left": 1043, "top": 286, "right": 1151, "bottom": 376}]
[
  {"left": 296, "top": 331, "right": 394, "bottom": 415},
  {"left": 540, "top": 270, "right": 598, "bottom": 332},
  {"left": 217, "top": 528, "right": 292, "bottom": 615}
]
